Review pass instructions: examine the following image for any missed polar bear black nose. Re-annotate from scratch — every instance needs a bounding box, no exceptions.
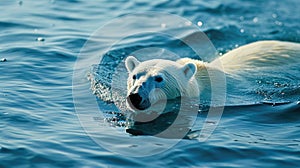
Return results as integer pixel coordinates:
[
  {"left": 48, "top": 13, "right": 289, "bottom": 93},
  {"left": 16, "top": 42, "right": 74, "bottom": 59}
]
[{"left": 128, "top": 93, "right": 142, "bottom": 109}]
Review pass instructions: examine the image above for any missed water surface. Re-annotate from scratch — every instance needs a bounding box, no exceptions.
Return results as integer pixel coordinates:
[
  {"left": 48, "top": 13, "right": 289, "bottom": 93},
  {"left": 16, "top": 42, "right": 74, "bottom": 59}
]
[{"left": 1, "top": 0, "right": 300, "bottom": 167}]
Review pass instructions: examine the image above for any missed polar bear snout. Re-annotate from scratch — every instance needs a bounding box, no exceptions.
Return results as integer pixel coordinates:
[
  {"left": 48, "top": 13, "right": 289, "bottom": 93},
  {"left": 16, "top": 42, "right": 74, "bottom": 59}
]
[
  {"left": 127, "top": 93, "right": 151, "bottom": 111},
  {"left": 127, "top": 93, "right": 142, "bottom": 108}
]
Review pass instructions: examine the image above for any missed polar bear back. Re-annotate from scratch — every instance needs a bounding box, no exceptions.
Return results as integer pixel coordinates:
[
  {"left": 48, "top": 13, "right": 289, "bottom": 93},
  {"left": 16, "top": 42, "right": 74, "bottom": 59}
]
[{"left": 212, "top": 40, "right": 300, "bottom": 74}]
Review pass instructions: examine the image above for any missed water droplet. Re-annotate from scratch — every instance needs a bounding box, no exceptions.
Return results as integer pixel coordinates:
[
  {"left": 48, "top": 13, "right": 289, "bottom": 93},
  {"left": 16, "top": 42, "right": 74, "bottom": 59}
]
[
  {"left": 160, "top": 23, "right": 166, "bottom": 28},
  {"left": 275, "top": 21, "right": 283, "bottom": 26},
  {"left": 197, "top": 21, "right": 203, "bottom": 27},
  {"left": 253, "top": 17, "right": 258, "bottom": 23},
  {"left": 272, "top": 13, "right": 278, "bottom": 19},
  {"left": 240, "top": 29, "right": 245, "bottom": 33},
  {"left": 235, "top": 44, "right": 239, "bottom": 48},
  {"left": 36, "top": 37, "right": 45, "bottom": 41}
]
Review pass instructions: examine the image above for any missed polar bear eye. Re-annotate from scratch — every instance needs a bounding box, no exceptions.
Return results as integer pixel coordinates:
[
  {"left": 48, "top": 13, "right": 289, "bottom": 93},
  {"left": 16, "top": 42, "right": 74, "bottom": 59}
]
[
  {"left": 132, "top": 75, "right": 137, "bottom": 80},
  {"left": 154, "top": 76, "right": 163, "bottom": 83}
]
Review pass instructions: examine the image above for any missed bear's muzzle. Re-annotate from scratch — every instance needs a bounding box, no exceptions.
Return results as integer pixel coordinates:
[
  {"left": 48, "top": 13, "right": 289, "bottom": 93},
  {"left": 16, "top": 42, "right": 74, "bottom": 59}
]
[{"left": 127, "top": 93, "right": 151, "bottom": 110}]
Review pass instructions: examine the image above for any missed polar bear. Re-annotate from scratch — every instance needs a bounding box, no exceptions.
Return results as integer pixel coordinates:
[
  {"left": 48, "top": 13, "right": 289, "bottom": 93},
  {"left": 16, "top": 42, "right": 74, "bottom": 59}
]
[{"left": 125, "top": 40, "right": 300, "bottom": 113}]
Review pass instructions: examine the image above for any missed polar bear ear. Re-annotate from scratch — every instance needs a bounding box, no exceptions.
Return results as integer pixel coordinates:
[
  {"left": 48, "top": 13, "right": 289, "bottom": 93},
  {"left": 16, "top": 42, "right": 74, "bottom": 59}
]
[
  {"left": 182, "top": 63, "right": 197, "bottom": 79},
  {"left": 125, "top": 56, "right": 140, "bottom": 72}
]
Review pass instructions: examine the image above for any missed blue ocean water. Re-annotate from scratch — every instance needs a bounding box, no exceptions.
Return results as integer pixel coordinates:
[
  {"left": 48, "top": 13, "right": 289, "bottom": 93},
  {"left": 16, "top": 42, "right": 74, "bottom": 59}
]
[{"left": 1, "top": 0, "right": 300, "bottom": 167}]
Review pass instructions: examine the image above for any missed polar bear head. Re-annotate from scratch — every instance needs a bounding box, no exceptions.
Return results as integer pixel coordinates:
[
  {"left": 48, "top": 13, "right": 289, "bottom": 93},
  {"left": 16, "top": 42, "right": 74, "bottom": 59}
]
[{"left": 125, "top": 56, "right": 199, "bottom": 113}]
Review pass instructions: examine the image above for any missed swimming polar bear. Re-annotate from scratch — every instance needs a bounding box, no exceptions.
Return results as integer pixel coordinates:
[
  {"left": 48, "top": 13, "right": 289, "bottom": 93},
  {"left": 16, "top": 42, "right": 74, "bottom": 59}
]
[{"left": 125, "top": 40, "right": 300, "bottom": 114}]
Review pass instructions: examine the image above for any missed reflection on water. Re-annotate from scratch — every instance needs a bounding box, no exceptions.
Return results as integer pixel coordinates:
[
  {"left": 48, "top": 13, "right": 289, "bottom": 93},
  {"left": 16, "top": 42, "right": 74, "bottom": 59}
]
[{"left": 125, "top": 97, "right": 199, "bottom": 139}]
